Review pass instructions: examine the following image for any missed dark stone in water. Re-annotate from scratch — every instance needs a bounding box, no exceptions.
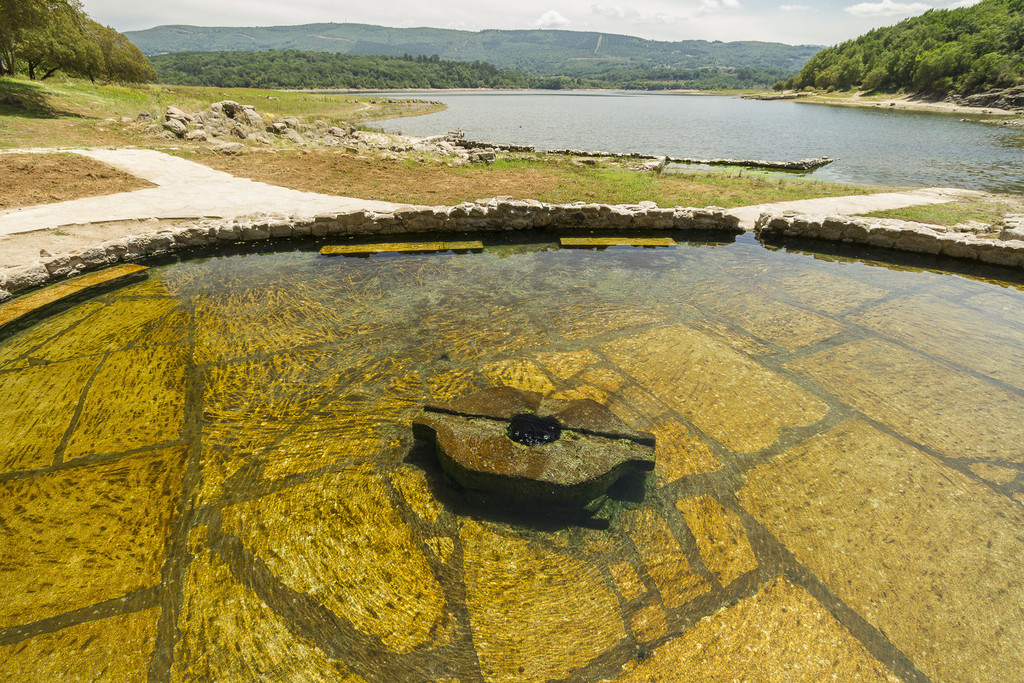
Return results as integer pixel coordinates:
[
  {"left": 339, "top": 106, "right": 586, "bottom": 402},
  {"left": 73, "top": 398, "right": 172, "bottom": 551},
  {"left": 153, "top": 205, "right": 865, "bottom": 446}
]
[{"left": 412, "top": 387, "right": 656, "bottom": 513}]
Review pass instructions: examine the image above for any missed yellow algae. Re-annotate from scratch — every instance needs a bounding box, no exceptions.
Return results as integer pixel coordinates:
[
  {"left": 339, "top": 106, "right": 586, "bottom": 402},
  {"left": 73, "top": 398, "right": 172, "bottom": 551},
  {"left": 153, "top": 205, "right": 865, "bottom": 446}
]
[
  {"left": 649, "top": 418, "right": 721, "bottom": 483},
  {"left": 969, "top": 462, "right": 1019, "bottom": 485},
  {"left": 613, "top": 577, "right": 899, "bottom": 682},
  {"left": 550, "top": 384, "right": 610, "bottom": 403},
  {"left": 481, "top": 358, "right": 556, "bottom": 394},
  {"left": 685, "top": 317, "right": 776, "bottom": 356},
  {"left": 580, "top": 366, "right": 627, "bottom": 392},
  {"left": 604, "top": 324, "right": 828, "bottom": 453},
  {"left": 787, "top": 338, "right": 1024, "bottom": 462},
  {"left": 534, "top": 349, "right": 599, "bottom": 379},
  {"left": 851, "top": 295, "right": 1024, "bottom": 391},
  {"left": 426, "top": 536, "right": 455, "bottom": 563},
  {"left": 391, "top": 465, "right": 444, "bottom": 524},
  {"left": 629, "top": 603, "right": 669, "bottom": 643},
  {"left": 774, "top": 269, "right": 888, "bottom": 315},
  {"left": 0, "top": 607, "right": 160, "bottom": 682},
  {"left": 32, "top": 296, "right": 178, "bottom": 362},
  {"left": 222, "top": 465, "right": 448, "bottom": 654},
  {"left": 618, "top": 385, "right": 670, "bottom": 421},
  {"left": 624, "top": 508, "right": 711, "bottom": 609},
  {"left": 738, "top": 420, "right": 1024, "bottom": 682},
  {"left": 64, "top": 344, "right": 188, "bottom": 460},
  {"left": 460, "top": 519, "right": 625, "bottom": 682},
  {"left": 421, "top": 304, "right": 549, "bottom": 362},
  {"left": 0, "top": 302, "right": 103, "bottom": 369},
  {"left": 426, "top": 368, "right": 481, "bottom": 401},
  {"left": 0, "top": 356, "right": 97, "bottom": 473},
  {"left": 171, "top": 550, "right": 365, "bottom": 683},
  {"left": 675, "top": 496, "right": 756, "bottom": 587},
  {"left": 545, "top": 300, "right": 676, "bottom": 341},
  {"left": 609, "top": 562, "right": 646, "bottom": 601},
  {"left": 0, "top": 447, "right": 187, "bottom": 630}
]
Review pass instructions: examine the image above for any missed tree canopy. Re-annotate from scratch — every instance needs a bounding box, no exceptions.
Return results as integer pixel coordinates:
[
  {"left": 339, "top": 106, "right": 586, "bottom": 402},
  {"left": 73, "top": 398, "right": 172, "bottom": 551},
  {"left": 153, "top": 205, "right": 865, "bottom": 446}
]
[
  {"left": 793, "top": 0, "right": 1024, "bottom": 95},
  {"left": 0, "top": 0, "right": 155, "bottom": 82}
]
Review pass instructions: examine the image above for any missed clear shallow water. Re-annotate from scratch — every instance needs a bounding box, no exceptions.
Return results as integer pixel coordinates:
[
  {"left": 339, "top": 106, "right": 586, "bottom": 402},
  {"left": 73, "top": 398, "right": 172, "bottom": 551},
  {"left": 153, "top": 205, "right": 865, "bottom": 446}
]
[
  {"left": 1, "top": 237, "right": 1023, "bottom": 679},
  {"left": 372, "top": 90, "right": 1024, "bottom": 191}
]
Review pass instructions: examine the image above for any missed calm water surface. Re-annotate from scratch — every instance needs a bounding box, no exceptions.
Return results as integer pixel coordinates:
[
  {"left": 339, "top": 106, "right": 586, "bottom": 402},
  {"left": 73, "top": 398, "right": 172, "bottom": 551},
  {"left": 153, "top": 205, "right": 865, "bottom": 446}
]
[
  {"left": 371, "top": 90, "right": 1024, "bottom": 191},
  {"left": 2, "top": 237, "right": 1023, "bottom": 679}
]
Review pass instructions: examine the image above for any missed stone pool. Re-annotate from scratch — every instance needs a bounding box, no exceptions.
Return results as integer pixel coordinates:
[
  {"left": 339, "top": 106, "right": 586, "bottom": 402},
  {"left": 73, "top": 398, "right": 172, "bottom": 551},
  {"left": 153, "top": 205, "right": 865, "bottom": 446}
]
[{"left": 1, "top": 233, "right": 1022, "bottom": 681}]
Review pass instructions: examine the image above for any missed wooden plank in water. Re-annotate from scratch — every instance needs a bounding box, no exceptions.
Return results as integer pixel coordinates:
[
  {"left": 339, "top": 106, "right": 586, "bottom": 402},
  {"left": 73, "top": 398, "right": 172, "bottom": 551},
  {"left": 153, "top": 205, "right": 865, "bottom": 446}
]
[
  {"left": 560, "top": 237, "right": 676, "bottom": 248},
  {"left": 0, "top": 264, "right": 149, "bottom": 329},
  {"left": 320, "top": 241, "right": 484, "bottom": 256}
]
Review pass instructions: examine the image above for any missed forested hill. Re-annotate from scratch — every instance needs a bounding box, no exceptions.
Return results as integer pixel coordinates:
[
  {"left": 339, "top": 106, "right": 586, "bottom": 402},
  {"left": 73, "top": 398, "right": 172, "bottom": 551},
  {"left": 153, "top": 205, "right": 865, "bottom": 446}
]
[
  {"left": 149, "top": 51, "right": 795, "bottom": 90},
  {"left": 792, "top": 0, "right": 1024, "bottom": 95},
  {"left": 126, "top": 23, "right": 819, "bottom": 76}
]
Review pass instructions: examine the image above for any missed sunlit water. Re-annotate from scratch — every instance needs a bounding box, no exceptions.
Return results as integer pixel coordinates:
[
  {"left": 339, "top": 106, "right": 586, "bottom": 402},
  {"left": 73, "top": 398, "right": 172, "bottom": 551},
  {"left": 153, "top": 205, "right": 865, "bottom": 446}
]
[
  {"left": 369, "top": 89, "right": 1024, "bottom": 191},
  {"left": 1, "top": 236, "right": 1023, "bottom": 680}
]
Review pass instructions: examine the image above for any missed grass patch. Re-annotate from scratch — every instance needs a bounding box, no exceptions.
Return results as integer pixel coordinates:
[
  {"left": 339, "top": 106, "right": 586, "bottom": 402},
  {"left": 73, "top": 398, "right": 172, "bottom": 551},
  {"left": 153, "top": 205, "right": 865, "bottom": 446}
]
[
  {"left": 861, "top": 194, "right": 1023, "bottom": 230},
  {"left": 187, "top": 150, "right": 879, "bottom": 208}
]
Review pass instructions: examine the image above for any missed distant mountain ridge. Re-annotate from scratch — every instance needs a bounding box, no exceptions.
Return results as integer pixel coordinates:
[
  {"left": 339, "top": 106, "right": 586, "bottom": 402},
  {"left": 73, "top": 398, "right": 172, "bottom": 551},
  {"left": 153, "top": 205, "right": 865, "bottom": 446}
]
[{"left": 125, "top": 23, "right": 820, "bottom": 76}]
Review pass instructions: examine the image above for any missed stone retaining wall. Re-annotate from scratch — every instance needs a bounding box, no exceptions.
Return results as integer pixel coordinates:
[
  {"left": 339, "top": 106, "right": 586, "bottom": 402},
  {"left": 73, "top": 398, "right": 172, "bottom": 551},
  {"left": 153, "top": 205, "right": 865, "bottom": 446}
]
[
  {"left": 0, "top": 199, "right": 740, "bottom": 300},
  {"left": 756, "top": 211, "right": 1024, "bottom": 268}
]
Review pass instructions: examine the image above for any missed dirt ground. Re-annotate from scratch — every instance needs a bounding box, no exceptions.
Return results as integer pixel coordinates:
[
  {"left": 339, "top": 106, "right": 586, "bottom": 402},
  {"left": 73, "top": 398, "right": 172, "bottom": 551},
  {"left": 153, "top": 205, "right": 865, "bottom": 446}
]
[{"left": 0, "top": 153, "right": 153, "bottom": 210}]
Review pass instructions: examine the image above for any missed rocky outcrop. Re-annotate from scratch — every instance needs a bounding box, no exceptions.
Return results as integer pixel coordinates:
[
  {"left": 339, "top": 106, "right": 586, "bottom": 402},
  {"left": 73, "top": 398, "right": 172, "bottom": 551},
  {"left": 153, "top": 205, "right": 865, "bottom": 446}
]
[
  {"left": 669, "top": 156, "right": 836, "bottom": 171},
  {"left": 1000, "top": 214, "right": 1024, "bottom": 241},
  {"left": 756, "top": 211, "right": 1024, "bottom": 268},
  {"left": 0, "top": 200, "right": 741, "bottom": 298},
  {"left": 959, "top": 85, "right": 1024, "bottom": 112}
]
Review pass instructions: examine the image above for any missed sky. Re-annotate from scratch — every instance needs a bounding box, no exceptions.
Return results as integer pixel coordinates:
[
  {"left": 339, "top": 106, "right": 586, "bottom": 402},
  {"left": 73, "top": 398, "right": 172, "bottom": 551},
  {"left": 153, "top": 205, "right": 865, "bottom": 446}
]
[{"left": 83, "top": 0, "right": 983, "bottom": 47}]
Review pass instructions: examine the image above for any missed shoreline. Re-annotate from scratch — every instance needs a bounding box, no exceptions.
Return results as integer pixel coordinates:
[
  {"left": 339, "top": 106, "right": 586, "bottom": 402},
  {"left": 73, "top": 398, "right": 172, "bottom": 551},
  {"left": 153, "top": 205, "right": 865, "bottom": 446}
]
[{"left": 793, "top": 92, "right": 1021, "bottom": 118}]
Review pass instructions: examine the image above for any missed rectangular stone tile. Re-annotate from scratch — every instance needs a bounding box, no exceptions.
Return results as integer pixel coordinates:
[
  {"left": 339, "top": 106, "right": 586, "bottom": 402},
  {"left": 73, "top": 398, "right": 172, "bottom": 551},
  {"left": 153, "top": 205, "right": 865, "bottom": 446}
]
[
  {"left": 0, "top": 447, "right": 187, "bottom": 630},
  {"left": 687, "top": 280, "right": 846, "bottom": 351},
  {"left": 534, "top": 349, "right": 600, "bottom": 380},
  {"left": 33, "top": 296, "right": 179, "bottom": 363},
  {"left": 560, "top": 237, "right": 675, "bottom": 248},
  {"left": 625, "top": 508, "right": 711, "bottom": 609},
  {"left": 64, "top": 344, "right": 188, "bottom": 460},
  {"left": 221, "top": 465, "right": 448, "bottom": 655},
  {"left": 0, "top": 607, "right": 159, "bottom": 682},
  {"left": 614, "top": 576, "right": 898, "bottom": 682},
  {"left": 851, "top": 295, "right": 1024, "bottom": 391},
  {"left": 675, "top": 495, "right": 757, "bottom": 587},
  {"left": 460, "top": 519, "right": 625, "bottom": 682},
  {"left": 737, "top": 420, "right": 1024, "bottom": 682},
  {"left": 648, "top": 418, "right": 721, "bottom": 483},
  {"left": 172, "top": 548, "right": 365, "bottom": 683},
  {"left": 481, "top": 358, "right": 556, "bottom": 395},
  {"left": 774, "top": 269, "right": 889, "bottom": 315},
  {"left": 964, "top": 290, "right": 1024, "bottom": 327},
  {"left": 320, "top": 241, "right": 483, "bottom": 255},
  {"left": 545, "top": 300, "right": 677, "bottom": 342},
  {"left": 787, "top": 338, "right": 1024, "bottom": 462},
  {"left": 0, "top": 356, "right": 98, "bottom": 474},
  {"left": 0, "top": 302, "right": 104, "bottom": 371},
  {"left": 604, "top": 324, "right": 828, "bottom": 453}
]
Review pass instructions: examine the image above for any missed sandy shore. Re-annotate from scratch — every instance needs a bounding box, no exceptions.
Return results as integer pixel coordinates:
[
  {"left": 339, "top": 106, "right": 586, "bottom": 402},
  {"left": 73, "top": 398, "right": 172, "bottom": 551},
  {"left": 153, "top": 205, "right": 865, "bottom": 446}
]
[{"left": 793, "top": 92, "right": 1020, "bottom": 117}]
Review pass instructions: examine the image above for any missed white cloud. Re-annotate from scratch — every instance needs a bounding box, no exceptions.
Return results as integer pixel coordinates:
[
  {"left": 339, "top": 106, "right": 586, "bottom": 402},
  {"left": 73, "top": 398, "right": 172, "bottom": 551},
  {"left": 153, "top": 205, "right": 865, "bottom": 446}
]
[
  {"left": 535, "top": 9, "right": 571, "bottom": 28},
  {"left": 590, "top": 5, "right": 679, "bottom": 24},
  {"left": 844, "top": 0, "right": 931, "bottom": 17},
  {"left": 780, "top": 4, "right": 815, "bottom": 11}
]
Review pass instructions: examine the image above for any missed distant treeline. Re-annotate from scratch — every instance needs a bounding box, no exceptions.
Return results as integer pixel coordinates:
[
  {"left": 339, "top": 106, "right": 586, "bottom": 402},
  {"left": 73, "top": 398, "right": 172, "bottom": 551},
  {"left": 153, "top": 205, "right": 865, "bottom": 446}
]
[
  {"left": 789, "top": 0, "right": 1024, "bottom": 95},
  {"left": 151, "top": 50, "right": 796, "bottom": 91}
]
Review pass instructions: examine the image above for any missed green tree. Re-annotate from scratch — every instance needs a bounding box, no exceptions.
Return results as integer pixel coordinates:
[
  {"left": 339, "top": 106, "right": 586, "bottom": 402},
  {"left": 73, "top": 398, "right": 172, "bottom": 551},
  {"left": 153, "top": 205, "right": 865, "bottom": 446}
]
[
  {"left": 19, "top": 8, "right": 100, "bottom": 80},
  {"left": 0, "top": 0, "right": 81, "bottom": 75}
]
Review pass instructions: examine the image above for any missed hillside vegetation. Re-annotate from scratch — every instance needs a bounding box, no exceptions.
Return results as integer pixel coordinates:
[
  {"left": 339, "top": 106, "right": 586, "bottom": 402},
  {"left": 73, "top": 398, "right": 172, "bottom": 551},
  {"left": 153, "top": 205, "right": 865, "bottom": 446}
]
[
  {"left": 150, "top": 50, "right": 795, "bottom": 90},
  {"left": 792, "top": 0, "right": 1024, "bottom": 94},
  {"left": 128, "top": 23, "right": 819, "bottom": 77}
]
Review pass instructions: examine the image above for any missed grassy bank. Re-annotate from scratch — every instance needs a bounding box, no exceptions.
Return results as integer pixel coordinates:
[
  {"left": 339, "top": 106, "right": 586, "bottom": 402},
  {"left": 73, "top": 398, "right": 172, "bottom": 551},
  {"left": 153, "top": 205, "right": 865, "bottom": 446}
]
[
  {"left": 0, "top": 76, "right": 444, "bottom": 149},
  {"left": 182, "top": 150, "right": 879, "bottom": 208}
]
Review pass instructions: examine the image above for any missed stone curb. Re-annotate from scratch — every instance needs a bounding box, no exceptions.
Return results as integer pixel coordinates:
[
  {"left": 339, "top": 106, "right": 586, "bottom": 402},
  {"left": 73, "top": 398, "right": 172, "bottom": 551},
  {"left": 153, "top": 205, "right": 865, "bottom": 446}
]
[
  {"left": 755, "top": 211, "right": 1024, "bottom": 269},
  {"left": 0, "top": 199, "right": 741, "bottom": 298}
]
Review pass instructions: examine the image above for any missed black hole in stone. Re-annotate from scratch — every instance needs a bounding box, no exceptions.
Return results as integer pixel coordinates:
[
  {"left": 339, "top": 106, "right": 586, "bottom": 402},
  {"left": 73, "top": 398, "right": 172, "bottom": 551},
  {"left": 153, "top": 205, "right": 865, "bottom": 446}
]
[{"left": 507, "top": 413, "right": 562, "bottom": 446}]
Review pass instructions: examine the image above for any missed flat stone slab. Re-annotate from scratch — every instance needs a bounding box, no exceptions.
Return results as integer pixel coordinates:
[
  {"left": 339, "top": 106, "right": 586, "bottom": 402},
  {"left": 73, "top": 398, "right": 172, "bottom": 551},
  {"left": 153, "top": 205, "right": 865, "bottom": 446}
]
[
  {"left": 319, "top": 241, "right": 483, "bottom": 256},
  {"left": 0, "top": 264, "right": 148, "bottom": 329},
  {"left": 560, "top": 237, "right": 675, "bottom": 248},
  {"left": 412, "top": 386, "right": 656, "bottom": 511}
]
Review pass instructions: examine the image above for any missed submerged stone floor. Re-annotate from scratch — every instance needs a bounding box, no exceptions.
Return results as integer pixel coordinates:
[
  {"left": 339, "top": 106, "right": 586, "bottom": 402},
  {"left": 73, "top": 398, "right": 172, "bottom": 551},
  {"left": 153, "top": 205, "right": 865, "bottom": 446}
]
[{"left": 0, "top": 236, "right": 1022, "bottom": 681}]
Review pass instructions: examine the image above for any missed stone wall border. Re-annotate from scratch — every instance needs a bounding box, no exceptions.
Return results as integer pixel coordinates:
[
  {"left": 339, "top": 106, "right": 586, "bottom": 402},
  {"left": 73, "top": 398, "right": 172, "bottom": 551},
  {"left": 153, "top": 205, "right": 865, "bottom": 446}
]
[
  {"left": 0, "top": 199, "right": 741, "bottom": 300},
  {"left": 755, "top": 211, "right": 1024, "bottom": 269}
]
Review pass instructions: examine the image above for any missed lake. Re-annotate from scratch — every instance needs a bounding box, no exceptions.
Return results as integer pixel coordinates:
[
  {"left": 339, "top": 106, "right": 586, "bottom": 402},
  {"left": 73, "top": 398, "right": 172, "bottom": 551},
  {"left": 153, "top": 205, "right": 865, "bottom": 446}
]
[{"left": 370, "top": 90, "right": 1024, "bottom": 192}]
